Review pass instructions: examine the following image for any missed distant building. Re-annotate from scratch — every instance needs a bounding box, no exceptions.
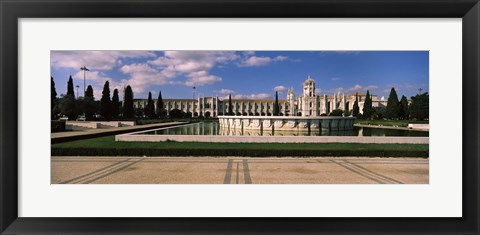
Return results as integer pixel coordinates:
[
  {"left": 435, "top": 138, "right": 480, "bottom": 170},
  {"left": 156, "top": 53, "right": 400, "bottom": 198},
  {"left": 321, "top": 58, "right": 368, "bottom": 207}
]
[{"left": 133, "top": 76, "right": 387, "bottom": 117}]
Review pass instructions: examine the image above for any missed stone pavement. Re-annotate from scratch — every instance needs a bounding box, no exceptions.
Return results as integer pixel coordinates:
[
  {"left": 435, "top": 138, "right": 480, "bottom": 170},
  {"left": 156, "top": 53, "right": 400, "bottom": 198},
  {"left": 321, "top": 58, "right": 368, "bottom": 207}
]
[{"left": 51, "top": 157, "right": 428, "bottom": 184}]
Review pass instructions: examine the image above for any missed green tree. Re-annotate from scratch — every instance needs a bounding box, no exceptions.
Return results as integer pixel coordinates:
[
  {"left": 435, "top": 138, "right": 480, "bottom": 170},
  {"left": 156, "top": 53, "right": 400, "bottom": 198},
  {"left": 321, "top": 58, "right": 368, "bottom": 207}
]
[
  {"left": 352, "top": 92, "right": 360, "bottom": 117},
  {"left": 144, "top": 92, "right": 156, "bottom": 118},
  {"left": 227, "top": 94, "right": 233, "bottom": 115},
  {"left": 59, "top": 94, "right": 77, "bottom": 120},
  {"left": 372, "top": 107, "right": 386, "bottom": 120},
  {"left": 399, "top": 95, "right": 409, "bottom": 120},
  {"left": 156, "top": 91, "right": 166, "bottom": 118},
  {"left": 111, "top": 89, "right": 120, "bottom": 118},
  {"left": 67, "top": 75, "right": 75, "bottom": 96},
  {"left": 329, "top": 109, "right": 344, "bottom": 116},
  {"left": 169, "top": 108, "right": 183, "bottom": 119},
  {"left": 51, "top": 77, "right": 58, "bottom": 119},
  {"left": 273, "top": 91, "right": 280, "bottom": 116},
  {"left": 123, "top": 85, "right": 134, "bottom": 118},
  {"left": 83, "top": 85, "right": 96, "bottom": 120},
  {"left": 363, "top": 90, "right": 373, "bottom": 119},
  {"left": 100, "top": 81, "right": 111, "bottom": 119},
  {"left": 410, "top": 92, "right": 429, "bottom": 120},
  {"left": 385, "top": 87, "right": 400, "bottom": 119}
]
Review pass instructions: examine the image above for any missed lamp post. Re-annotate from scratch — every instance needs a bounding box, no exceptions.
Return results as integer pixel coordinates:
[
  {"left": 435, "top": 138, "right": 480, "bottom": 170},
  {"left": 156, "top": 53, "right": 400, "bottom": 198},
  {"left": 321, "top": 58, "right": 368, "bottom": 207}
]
[{"left": 80, "top": 66, "right": 90, "bottom": 97}]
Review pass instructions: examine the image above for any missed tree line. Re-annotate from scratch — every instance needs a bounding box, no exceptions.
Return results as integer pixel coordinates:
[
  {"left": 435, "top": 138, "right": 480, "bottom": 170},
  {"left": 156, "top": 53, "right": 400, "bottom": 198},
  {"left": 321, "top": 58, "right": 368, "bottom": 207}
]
[
  {"left": 52, "top": 76, "right": 428, "bottom": 121},
  {"left": 51, "top": 76, "right": 136, "bottom": 120},
  {"left": 348, "top": 87, "right": 428, "bottom": 121}
]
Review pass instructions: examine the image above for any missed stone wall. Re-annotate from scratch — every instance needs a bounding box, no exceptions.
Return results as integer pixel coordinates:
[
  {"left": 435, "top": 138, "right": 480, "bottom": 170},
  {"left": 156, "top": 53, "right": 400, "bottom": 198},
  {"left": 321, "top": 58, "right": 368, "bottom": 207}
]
[
  {"left": 116, "top": 134, "right": 429, "bottom": 144},
  {"left": 218, "top": 116, "right": 355, "bottom": 131}
]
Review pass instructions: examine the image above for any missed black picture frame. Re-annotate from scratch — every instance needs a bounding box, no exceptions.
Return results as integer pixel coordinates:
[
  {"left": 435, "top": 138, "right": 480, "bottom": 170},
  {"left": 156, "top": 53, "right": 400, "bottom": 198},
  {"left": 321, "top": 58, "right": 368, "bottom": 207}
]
[{"left": 1, "top": 0, "right": 479, "bottom": 234}]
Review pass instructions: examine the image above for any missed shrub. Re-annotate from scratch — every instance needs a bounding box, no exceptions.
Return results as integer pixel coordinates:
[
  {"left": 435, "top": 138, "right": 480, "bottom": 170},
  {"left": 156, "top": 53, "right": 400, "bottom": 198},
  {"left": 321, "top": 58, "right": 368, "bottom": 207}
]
[
  {"left": 51, "top": 120, "right": 66, "bottom": 132},
  {"left": 329, "top": 109, "right": 343, "bottom": 117},
  {"left": 51, "top": 147, "right": 428, "bottom": 158},
  {"left": 169, "top": 109, "right": 183, "bottom": 119}
]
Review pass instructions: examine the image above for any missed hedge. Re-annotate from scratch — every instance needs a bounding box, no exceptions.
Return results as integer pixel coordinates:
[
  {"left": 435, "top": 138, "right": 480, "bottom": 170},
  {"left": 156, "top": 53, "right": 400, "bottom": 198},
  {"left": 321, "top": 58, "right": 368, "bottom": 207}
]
[
  {"left": 51, "top": 147, "right": 428, "bottom": 158},
  {"left": 51, "top": 120, "right": 66, "bottom": 132}
]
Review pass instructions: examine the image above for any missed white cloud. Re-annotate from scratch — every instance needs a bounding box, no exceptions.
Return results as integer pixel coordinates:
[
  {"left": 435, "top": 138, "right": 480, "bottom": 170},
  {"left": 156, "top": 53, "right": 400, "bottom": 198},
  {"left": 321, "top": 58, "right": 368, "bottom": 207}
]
[
  {"left": 274, "top": 56, "right": 288, "bottom": 61},
  {"left": 343, "top": 84, "right": 379, "bottom": 94},
  {"left": 185, "top": 71, "right": 222, "bottom": 86},
  {"left": 331, "top": 77, "right": 341, "bottom": 81},
  {"left": 51, "top": 51, "right": 156, "bottom": 70},
  {"left": 233, "top": 93, "right": 272, "bottom": 99},
  {"left": 364, "top": 85, "right": 379, "bottom": 91},
  {"left": 71, "top": 70, "right": 124, "bottom": 100},
  {"left": 347, "top": 84, "right": 363, "bottom": 92},
  {"left": 220, "top": 93, "right": 272, "bottom": 100},
  {"left": 238, "top": 56, "right": 272, "bottom": 67},
  {"left": 274, "top": 85, "right": 287, "bottom": 93},
  {"left": 147, "top": 51, "right": 238, "bottom": 87},
  {"left": 120, "top": 63, "right": 171, "bottom": 95},
  {"left": 218, "top": 88, "right": 235, "bottom": 94},
  {"left": 237, "top": 55, "right": 289, "bottom": 67}
]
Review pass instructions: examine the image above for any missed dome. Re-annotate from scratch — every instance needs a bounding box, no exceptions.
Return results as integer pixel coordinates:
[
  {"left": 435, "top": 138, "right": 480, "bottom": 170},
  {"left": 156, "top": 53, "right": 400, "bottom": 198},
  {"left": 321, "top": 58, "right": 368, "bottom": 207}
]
[{"left": 304, "top": 75, "right": 314, "bottom": 85}]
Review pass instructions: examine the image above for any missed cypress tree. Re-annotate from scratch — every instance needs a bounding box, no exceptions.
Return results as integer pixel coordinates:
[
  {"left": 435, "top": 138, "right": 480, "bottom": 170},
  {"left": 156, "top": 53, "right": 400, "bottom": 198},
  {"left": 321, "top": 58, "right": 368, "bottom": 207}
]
[
  {"left": 111, "top": 89, "right": 120, "bottom": 118},
  {"left": 51, "top": 77, "right": 57, "bottom": 119},
  {"left": 144, "top": 92, "right": 155, "bottom": 118},
  {"left": 123, "top": 85, "right": 134, "bottom": 118},
  {"left": 67, "top": 75, "right": 75, "bottom": 96},
  {"left": 363, "top": 90, "right": 373, "bottom": 119},
  {"left": 228, "top": 94, "right": 233, "bottom": 115},
  {"left": 273, "top": 91, "right": 280, "bottom": 116},
  {"left": 100, "top": 81, "right": 111, "bottom": 119},
  {"left": 399, "top": 95, "right": 409, "bottom": 120},
  {"left": 410, "top": 92, "right": 429, "bottom": 120},
  {"left": 83, "top": 85, "right": 96, "bottom": 120},
  {"left": 352, "top": 92, "right": 360, "bottom": 117},
  {"left": 60, "top": 76, "right": 77, "bottom": 120},
  {"left": 156, "top": 91, "right": 165, "bottom": 117},
  {"left": 385, "top": 87, "right": 400, "bottom": 119},
  {"left": 85, "top": 85, "right": 94, "bottom": 98}
]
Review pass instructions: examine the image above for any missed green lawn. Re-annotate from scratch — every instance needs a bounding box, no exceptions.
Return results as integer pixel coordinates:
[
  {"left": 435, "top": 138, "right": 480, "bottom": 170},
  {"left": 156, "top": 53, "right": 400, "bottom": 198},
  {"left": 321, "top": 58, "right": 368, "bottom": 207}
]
[{"left": 52, "top": 135, "right": 429, "bottom": 157}]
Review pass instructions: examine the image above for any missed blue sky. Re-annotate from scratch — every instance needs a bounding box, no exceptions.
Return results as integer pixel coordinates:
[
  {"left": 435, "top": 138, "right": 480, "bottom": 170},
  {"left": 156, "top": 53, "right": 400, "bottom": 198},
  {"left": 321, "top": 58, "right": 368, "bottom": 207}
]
[{"left": 51, "top": 51, "right": 428, "bottom": 100}]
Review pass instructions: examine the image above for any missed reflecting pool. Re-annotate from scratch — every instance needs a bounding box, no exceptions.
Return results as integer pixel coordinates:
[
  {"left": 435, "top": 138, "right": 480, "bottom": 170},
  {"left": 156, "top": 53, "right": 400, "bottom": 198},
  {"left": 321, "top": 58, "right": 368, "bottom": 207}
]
[{"left": 136, "top": 122, "right": 429, "bottom": 137}]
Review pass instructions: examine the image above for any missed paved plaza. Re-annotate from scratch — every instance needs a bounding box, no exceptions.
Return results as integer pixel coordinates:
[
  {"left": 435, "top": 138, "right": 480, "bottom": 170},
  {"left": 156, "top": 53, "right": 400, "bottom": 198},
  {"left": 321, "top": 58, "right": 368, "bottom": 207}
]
[{"left": 51, "top": 157, "right": 428, "bottom": 184}]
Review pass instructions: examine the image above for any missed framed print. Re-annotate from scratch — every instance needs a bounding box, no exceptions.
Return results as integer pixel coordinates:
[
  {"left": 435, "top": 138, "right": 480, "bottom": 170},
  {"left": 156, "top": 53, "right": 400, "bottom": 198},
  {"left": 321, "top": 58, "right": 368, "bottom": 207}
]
[{"left": 1, "top": 0, "right": 479, "bottom": 234}]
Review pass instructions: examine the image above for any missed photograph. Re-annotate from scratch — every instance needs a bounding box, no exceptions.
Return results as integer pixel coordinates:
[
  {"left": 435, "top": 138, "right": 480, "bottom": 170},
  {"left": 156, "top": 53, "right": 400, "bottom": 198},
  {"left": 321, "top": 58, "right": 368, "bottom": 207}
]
[
  {"left": 50, "top": 50, "right": 429, "bottom": 184},
  {"left": 3, "top": 0, "right": 478, "bottom": 233}
]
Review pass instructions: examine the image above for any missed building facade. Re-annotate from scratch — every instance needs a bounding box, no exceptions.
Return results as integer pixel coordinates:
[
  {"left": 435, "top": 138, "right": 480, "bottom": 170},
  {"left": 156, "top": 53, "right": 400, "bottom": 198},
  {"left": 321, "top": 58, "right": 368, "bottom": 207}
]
[{"left": 133, "top": 76, "right": 388, "bottom": 117}]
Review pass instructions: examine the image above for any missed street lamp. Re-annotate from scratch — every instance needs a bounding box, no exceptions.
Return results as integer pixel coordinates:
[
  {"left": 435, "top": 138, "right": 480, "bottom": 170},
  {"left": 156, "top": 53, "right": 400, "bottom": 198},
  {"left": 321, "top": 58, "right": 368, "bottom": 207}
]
[{"left": 80, "top": 66, "right": 90, "bottom": 97}]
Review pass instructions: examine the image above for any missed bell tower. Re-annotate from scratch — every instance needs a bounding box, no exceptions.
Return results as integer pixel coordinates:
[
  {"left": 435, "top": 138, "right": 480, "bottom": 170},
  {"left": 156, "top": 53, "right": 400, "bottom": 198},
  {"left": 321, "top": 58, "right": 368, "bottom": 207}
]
[
  {"left": 287, "top": 87, "right": 295, "bottom": 116},
  {"left": 303, "top": 75, "right": 315, "bottom": 97}
]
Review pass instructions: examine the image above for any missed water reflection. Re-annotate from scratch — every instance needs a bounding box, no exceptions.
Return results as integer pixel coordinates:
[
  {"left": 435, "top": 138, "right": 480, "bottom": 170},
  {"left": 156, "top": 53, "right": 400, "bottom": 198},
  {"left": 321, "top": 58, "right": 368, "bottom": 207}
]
[{"left": 137, "top": 122, "right": 429, "bottom": 137}]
